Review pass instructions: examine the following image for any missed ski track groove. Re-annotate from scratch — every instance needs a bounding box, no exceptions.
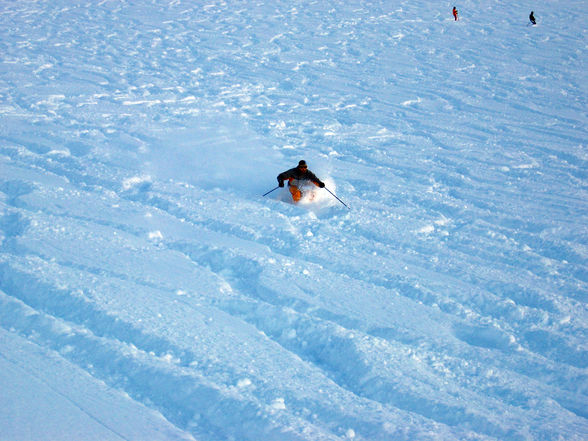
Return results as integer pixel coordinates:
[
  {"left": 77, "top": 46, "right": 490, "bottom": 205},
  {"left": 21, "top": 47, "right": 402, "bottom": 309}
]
[
  {"left": 0, "top": 254, "right": 513, "bottom": 441},
  {"left": 0, "top": 188, "right": 547, "bottom": 440},
  {"left": 1, "top": 181, "right": 469, "bottom": 440},
  {"left": 3, "top": 144, "right": 587, "bottom": 437},
  {"left": 0, "top": 250, "right": 495, "bottom": 441},
  {"left": 0, "top": 266, "right": 346, "bottom": 441},
  {"left": 171, "top": 237, "right": 588, "bottom": 422},
  {"left": 5, "top": 146, "right": 586, "bottom": 374}
]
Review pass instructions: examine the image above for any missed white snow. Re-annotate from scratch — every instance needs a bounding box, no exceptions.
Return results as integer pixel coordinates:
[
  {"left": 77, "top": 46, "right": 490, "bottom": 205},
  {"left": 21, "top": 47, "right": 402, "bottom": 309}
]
[{"left": 1, "top": 0, "right": 587, "bottom": 440}]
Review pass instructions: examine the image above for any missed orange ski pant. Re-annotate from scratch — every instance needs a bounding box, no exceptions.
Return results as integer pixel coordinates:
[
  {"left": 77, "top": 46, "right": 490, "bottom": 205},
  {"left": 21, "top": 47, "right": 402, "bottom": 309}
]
[{"left": 289, "top": 185, "right": 302, "bottom": 202}]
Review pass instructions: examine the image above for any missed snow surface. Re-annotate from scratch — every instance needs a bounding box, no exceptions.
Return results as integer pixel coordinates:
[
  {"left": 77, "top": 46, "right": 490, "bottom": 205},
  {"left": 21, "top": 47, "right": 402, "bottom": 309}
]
[{"left": 1, "top": 0, "right": 587, "bottom": 440}]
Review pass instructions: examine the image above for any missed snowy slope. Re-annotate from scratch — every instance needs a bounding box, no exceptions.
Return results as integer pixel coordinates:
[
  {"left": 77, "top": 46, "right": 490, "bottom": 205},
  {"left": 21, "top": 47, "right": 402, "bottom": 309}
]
[{"left": 1, "top": 0, "right": 587, "bottom": 440}]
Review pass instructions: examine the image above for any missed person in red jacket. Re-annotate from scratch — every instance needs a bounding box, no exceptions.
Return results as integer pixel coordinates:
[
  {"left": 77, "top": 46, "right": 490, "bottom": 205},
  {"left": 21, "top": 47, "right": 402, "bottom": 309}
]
[
  {"left": 453, "top": 6, "right": 458, "bottom": 21},
  {"left": 277, "top": 160, "right": 325, "bottom": 203}
]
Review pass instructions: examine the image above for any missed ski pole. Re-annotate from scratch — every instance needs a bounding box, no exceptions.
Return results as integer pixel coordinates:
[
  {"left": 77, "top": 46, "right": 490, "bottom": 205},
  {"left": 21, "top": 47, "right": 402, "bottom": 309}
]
[
  {"left": 262, "top": 186, "right": 280, "bottom": 197},
  {"left": 325, "top": 187, "right": 350, "bottom": 209}
]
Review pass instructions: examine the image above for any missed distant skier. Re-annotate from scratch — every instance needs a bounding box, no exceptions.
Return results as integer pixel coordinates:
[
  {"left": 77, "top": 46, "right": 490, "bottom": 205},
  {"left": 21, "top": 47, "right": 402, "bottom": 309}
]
[
  {"left": 277, "top": 160, "right": 325, "bottom": 203},
  {"left": 529, "top": 11, "right": 536, "bottom": 25},
  {"left": 453, "top": 6, "right": 458, "bottom": 21}
]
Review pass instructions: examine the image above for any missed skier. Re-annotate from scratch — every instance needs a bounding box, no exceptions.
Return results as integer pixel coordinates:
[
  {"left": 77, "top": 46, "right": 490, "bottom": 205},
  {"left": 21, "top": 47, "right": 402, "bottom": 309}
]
[
  {"left": 277, "top": 160, "right": 325, "bottom": 203},
  {"left": 529, "top": 11, "right": 536, "bottom": 25},
  {"left": 452, "top": 6, "right": 458, "bottom": 21}
]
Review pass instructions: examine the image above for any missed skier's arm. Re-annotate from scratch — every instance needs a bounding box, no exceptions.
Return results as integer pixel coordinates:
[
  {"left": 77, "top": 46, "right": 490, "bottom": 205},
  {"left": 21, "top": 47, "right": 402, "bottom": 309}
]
[
  {"left": 277, "top": 169, "right": 293, "bottom": 187},
  {"left": 308, "top": 171, "right": 325, "bottom": 188}
]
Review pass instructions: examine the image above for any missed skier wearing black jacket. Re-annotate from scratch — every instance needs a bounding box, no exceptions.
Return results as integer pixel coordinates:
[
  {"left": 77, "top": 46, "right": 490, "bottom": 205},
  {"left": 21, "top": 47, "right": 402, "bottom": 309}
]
[{"left": 277, "top": 160, "right": 325, "bottom": 202}]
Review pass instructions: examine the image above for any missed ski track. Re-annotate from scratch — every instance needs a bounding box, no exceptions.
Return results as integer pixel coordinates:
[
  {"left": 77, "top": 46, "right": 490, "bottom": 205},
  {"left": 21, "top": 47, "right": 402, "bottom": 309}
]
[
  {"left": 2, "top": 150, "right": 587, "bottom": 439},
  {"left": 1, "top": 0, "right": 588, "bottom": 440}
]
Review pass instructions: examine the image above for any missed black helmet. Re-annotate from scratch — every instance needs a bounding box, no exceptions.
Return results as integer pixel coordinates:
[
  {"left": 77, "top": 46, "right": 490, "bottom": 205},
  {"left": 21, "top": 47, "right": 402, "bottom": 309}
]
[{"left": 298, "top": 160, "right": 307, "bottom": 167}]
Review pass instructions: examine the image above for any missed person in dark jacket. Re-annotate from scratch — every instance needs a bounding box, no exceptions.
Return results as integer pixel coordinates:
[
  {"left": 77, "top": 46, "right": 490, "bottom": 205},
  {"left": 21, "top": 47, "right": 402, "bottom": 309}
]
[
  {"left": 277, "top": 160, "right": 325, "bottom": 202},
  {"left": 529, "top": 11, "right": 536, "bottom": 25}
]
